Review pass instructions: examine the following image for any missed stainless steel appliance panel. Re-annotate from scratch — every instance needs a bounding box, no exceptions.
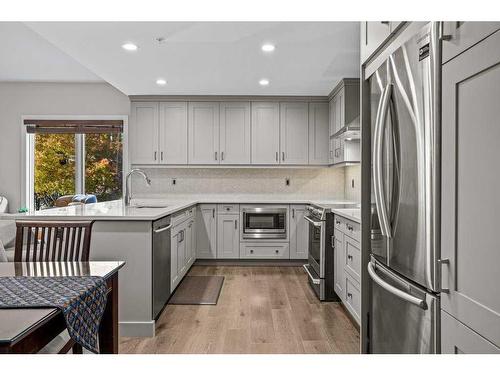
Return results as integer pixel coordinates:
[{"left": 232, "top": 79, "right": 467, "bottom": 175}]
[
  {"left": 152, "top": 216, "right": 172, "bottom": 319},
  {"left": 369, "top": 258, "right": 439, "bottom": 353},
  {"left": 242, "top": 207, "right": 287, "bottom": 239},
  {"left": 305, "top": 214, "right": 325, "bottom": 278},
  {"left": 370, "top": 22, "right": 440, "bottom": 291}
]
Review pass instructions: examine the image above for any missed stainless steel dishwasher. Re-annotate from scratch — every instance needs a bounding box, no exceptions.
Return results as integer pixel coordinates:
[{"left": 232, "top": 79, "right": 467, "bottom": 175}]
[{"left": 152, "top": 216, "right": 172, "bottom": 319}]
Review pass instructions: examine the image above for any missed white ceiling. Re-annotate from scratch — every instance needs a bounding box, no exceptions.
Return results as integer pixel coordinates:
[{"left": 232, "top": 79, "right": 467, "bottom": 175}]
[
  {"left": 25, "top": 22, "right": 360, "bottom": 96},
  {"left": 0, "top": 22, "right": 102, "bottom": 83}
]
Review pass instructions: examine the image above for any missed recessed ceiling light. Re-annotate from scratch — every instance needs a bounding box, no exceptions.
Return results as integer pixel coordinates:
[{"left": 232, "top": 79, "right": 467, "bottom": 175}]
[
  {"left": 259, "top": 79, "right": 270, "bottom": 86},
  {"left": 156, "top": 79, "right": 167, "bottom": 86},
  {"left": 122, "top": 43, "right": 138, "bottom": 51},
  {"left": 261, "top": 43, "right": 275, "bottom": 52}
]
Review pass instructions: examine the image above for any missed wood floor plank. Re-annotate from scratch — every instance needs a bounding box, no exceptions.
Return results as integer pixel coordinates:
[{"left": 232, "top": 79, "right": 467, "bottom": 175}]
[{"left": 120, "top": 265, "right": 360, "bottom": 354}]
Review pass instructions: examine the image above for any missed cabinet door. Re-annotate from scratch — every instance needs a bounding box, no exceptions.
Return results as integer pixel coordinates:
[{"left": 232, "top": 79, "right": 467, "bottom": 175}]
[
  {"left": 217, "top": 214, "right": 239, "bottom": 259},
  {"left": 185, "top": 218, "right": 196, "bottom": 267},
  {"left": 251, "top": 102, "right": 280, "bottom": 164},
  {"left": 360, "top": 21, "right": 391, "bottom": 63},
  {"left": 333, "top": 229, "right": 344, "bottom": 298},
  {"left": 442, "top": 22, "right": 500, "bottom": 64},
  {"left": 308, "top": 103, "right": 329, "bottom": 165},
  {"left": 188, "top": 102, "right": 220, "bottom": 164},
  {"left": 441, "top": 30, "right": 500, "bottom": 347},
  {"left": 130, "top": 102, "right": 159, "bottom": 164},
  {"left": 196, "top": 204, "right": 217, "bottom": 259},
  {"left": 441, "top": 311, "right": 500, "bottom": 354},
  {"left": 279, "top": 102, "right": 309, "bottom": 164},
  {"left": 219, "top": 102, "right": 251, "bottom": 164},
  {"left": 177, "top": 225, "right": 187, "bottom": 276},
  {"left": 289, "top": 205, "right": 308, "bottom": 259},
  {"left": 170, "top": 226, "right": 181, "bottom": 289},
  {"left": 328, "top": 98, "right": 335, "bottom": 137},
  {"left": 159, "top": 102, "right": 187, "bottom": 164}
]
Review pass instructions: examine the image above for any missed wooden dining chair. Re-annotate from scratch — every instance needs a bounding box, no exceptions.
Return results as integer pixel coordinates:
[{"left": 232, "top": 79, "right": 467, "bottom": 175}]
[
  {"left": 14, "top": 220, "right": 95, "bottom": 354},
  {"left": 14, "top": 220, "right": 94, "bottom": 262}
]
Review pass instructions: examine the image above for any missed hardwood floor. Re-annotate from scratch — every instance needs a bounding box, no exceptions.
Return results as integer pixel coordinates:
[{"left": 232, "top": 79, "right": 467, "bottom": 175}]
[{"left": 120, "top": 265, "right": 360, "bottom": 354}]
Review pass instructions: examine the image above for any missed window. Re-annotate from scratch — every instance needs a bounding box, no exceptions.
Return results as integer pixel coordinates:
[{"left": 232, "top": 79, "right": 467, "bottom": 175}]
[{"left": 25, "top": 119, "right": 124, "bottom": 210}]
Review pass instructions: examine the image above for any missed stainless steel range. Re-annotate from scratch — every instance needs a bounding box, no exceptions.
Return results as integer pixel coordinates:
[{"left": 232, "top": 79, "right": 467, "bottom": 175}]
[{"left": 303, "top": 205, "right": 338, "bottom": 301}]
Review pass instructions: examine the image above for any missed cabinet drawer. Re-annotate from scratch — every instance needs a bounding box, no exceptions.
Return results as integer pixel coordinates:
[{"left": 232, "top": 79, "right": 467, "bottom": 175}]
[
  {"left": 334, "top": 215, "right": 345, "bottom": 231},
  {"left": 344, "top": 235, "right": 361, "bottom": 282},
  {"left": 240, "top": 242, "right": 289, "bottom": 259},
  {"left": 344, "top": 274, "right": 361, "bottom": 324},
  {"left": 217, "top": 204, "right": 239, "bottom": 214},
  {"left": 343, "top": 219, "right": 360, "bottom": 242},
  {"left": 172, "top": 206, "right": 196, "bottom": 226}
]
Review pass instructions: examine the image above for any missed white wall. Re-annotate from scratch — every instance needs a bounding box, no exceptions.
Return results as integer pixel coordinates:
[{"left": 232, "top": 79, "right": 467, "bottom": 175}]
[
  {"left": 132, "top": 167, "right": 347, "bottom": 200},
  {"left": 0, "top": 82, "right": 130, "bottom": 212},
  {"left": 344, "top": 165, "right": 361, "bottom": 203}
]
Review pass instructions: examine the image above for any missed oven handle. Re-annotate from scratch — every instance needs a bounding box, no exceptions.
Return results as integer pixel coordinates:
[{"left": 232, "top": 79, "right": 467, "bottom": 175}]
[
  {"left": 303, "top": 264, "right": 320, "bottom": 285},
  {"left": 304, "top": 216, "right": 323, "bottom": 227}
]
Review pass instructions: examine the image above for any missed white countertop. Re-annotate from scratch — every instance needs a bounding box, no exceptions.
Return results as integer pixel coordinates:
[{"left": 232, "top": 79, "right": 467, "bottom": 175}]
[{"left": 1, "top": 196, "right": 361, "bottom": 223}]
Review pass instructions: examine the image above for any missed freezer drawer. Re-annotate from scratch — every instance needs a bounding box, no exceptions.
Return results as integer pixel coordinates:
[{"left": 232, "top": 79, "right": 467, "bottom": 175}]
[{"left": 369, "top": 258, "right": 439, "bottom": 353}]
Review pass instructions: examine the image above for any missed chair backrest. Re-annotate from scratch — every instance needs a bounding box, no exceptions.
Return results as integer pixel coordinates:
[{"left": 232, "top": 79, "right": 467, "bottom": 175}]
[{"left": 14, "top": 221, "right": 94, "bottom": 262}]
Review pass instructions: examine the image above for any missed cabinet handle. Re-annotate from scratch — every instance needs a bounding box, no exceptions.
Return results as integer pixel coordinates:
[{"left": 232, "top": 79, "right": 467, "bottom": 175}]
[
  {"left": 347, "top": 292, "right": 353, "bottom": 299},
  {"left": 292, "top": 209, "right": 295, "bottom": 219},
  {"left": 347, "top": 254, "right": 353, "bottom": 260},
  {"left": 438, "top": 258, "right": 450, "bottom": 293},
  {"left": 282, "top": 152, "right": 285, "bottom": 161},
  {"left": 275, "top": 152, "right": 278, "bottom": 162},
  {"left": 275, "top": 249, "right": 279, "bottom": 254},
  {"left": 250, "top": 249, "right": 254, "bottom": 254},
  {"left": 346, "top": 224, "right": 354, "bottom": 231},
  {"left": 215, "top": 151, "right": 218, "bottom": 161},
  {"left": 331, "top": 235, "right": 335, "bottom": 248},
  {"left": 336, "top": 219, "right": 341, "bottom": 225},
  {"left": 234, "top": 220, "right": 237, "bottom": 230},
  {"left": 221, "top": 151, "right": 224, "bottom": 161},
  {"left": 160, "top": 151, "right": 163, "bottom": 161},
  {"left": 381, "top": 21, "right": 390, "bottom": 25},
  {"left": 154, "top": 151, "right": 157, "bottom": 161},
  {"left": 212, "top": 208, "right": 215, "bottom": 218}
]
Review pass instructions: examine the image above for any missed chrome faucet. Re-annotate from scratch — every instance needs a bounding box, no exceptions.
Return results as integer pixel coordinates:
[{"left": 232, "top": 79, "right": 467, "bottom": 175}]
[{"left": 125, "top": 169, "right": 152, "bottom": 206}]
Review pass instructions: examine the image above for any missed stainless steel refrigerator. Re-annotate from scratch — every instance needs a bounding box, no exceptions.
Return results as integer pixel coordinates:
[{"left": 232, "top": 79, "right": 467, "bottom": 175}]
[{"left": 368, "top": 22, "right": 441, "bottom": 353}]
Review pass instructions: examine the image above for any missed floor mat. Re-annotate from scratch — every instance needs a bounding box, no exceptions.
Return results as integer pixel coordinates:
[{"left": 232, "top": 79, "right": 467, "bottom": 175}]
[{"left": 169, "top": 276, "right": 224, "bottom": 305}]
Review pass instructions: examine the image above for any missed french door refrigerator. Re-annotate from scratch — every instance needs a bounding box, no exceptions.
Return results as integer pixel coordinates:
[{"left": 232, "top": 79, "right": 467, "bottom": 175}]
[{"left": 368, "top": 22, "right": 441, "bottom": 353}]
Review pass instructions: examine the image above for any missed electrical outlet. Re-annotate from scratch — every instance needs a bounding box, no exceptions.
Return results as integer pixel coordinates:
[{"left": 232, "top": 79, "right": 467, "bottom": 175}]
[{"left": 285, "top": 178, "right": 290, "bottom": 186}]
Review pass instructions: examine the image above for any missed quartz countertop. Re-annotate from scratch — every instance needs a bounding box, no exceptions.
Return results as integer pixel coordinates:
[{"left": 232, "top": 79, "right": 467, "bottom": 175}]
[{"left": 1, "top": 196, "right": 360, "bottom": 223}]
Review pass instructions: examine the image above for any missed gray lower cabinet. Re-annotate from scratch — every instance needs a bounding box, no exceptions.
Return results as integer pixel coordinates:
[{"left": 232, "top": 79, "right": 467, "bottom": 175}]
[
  {"left": 240, "top": 242, "right": 289, "bottom": 259},
  {"left": 441, "top": 311, "right": 500, "bottom": 354},
  {"left": 333, "top": 228, "right": 344, "bottom": 297},
  {"left": 441, "top": 29, "right": 500, "bottom": 348},
  {"left": 171, "top": 221, "right": 186, "bottom": 290},
  {"left": 196, "top": 204, "right": 217, "bottom": 259},
  {"left": 217, "top": 213, "right": 239, "bottom": 259},
  {"left": 289, "top": 205, "right": 308, "bottom": 259}
]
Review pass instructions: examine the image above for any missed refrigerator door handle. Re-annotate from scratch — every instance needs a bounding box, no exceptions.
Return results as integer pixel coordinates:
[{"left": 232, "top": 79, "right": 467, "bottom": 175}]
[
  {"left": 368, "top": 262, "right": 427, "bottom": 310},
  {"left": 373, "top": 84, "right": 393, "bottom": 238}
]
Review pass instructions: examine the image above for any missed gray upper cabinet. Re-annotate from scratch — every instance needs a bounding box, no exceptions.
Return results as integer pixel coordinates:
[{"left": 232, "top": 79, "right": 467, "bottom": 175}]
[
  {"left": 441, "top": 29, "right": 500, "bottom": 348},
  {"left": 280, "top": 102, "right": 309, "bottom": 164},
  {"left": 251, "top": 102, "right": 280, "bottom": 164},
  {"left": 360, "top": 22, "right": 391, "bottom": 64},
  {"left": 130, "top": 102, "right": 159, "bottom": 164},
  {"left": 442, "top": 22, "right": 500, "bottom": 64},
  {"left": 188, "top": 102, "right": 220, "bottom": 164},
  {"left": 308, "top": 103, "right": 329, "bottom": 165},
  {"left": 219, "top": 102, "right": 251, "bottom": 165},
  {"left": 159, "top": 102, "right": 188, "bottom": 165}
]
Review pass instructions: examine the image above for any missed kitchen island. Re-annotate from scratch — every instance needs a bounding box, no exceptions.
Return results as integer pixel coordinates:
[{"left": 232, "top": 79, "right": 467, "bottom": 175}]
[{"left": 2, "top": 197, "right": 360, "bottom": 337}]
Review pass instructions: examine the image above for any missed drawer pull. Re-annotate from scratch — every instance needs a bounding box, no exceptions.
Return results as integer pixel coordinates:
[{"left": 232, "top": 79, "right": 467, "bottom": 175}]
[
  {"left": 336, "top": 219, "right": 341, "bottom": 225},
  {"left": 250, "top": 249, "right": 254, "bottom": 254},
  {"left": 275, "top": 249, "right": 279, "bottom": 254},
  {"left": 347, "top": 292, "right": 353, "bottom": 299},
  {"left": 346, "top": 224, "right": 354, "bottom": 231},
  {"left": 347, "top": 254, "right": 353, "bottom": 260}
]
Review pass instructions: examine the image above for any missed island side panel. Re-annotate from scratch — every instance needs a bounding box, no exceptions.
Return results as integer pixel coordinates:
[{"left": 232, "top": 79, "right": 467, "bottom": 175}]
[{"left": 90, "top": 220, "right": 154, "bottom": 337}]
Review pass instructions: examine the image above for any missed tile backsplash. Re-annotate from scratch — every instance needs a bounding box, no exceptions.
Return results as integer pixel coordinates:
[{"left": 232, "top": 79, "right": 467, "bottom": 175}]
[{"left": 132, "top": 167, "right": 346, "bottom": 200}]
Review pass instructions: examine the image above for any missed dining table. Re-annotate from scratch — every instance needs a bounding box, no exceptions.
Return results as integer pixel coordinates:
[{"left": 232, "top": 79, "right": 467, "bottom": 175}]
[{"left": 0, "top": 261, "right": 124, "bottom": 354}]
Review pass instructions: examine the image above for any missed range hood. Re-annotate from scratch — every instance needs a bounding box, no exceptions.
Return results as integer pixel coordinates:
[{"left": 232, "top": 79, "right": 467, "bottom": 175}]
[{"left": 331, "top": 116, "right": 360, "bottom": 140}]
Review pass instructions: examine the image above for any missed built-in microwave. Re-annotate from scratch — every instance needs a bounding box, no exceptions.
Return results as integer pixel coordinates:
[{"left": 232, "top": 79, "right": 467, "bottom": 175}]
[{"left": 241, "top": 207, "right": 287, "bottom": 239}]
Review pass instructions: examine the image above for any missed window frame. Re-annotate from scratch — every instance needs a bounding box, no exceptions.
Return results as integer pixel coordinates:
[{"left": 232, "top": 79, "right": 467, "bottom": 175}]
[{"left": 21, "top": 115, "right": 129, "bottom": 211}]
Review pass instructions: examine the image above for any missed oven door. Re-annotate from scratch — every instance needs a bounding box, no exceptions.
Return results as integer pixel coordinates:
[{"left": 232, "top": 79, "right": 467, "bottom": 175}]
[
  {"left": 305, "top": 215, "right": 325, "bottom": 278},
  {"left": 242, "top": 208, "right": 287, "bottom": 239}
]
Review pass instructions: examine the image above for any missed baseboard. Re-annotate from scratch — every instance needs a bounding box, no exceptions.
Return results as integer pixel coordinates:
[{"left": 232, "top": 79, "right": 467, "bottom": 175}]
[
  {"left": 194, "top": 259, "right": 308, "bottom": 267},
  {"left": 120, "top": 321, "right": 156, "bottom": 338}
]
